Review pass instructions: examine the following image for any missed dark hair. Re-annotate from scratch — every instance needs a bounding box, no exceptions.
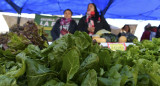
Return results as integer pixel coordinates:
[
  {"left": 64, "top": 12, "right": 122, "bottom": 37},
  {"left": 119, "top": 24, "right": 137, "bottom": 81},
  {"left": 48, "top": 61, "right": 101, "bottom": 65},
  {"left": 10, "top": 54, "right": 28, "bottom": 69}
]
[
  {"left": 63, "top": 9, "right": 73, "bottom": 15},
  {"left": 122, "top": 25, "right": 130, "bottom": 32},
  {"left": 144, "top": 23, "right": 151, "bottom": 31},
  {"left": 87, "top": 3, "right": 100, "bottom": 21}
]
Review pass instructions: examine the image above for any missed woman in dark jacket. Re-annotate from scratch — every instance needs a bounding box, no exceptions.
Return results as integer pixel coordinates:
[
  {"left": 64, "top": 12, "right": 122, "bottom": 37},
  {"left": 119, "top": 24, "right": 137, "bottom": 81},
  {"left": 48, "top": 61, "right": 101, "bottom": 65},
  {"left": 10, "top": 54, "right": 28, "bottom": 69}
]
[
  {"left": 77, "top": 3, "right": 110, "bottom": 35},
  {"left": 118, "top": 25, "right": 131, "bottom": 38},
  {"left": 51, "top": 9, "right": 77, "bottom": 41}
]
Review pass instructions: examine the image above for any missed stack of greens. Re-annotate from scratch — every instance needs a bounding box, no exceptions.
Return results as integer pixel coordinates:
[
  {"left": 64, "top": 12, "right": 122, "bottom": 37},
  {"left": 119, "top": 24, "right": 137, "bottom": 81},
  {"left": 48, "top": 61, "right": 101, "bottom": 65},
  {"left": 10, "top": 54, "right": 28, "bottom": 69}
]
[
  {"left": 0, "top": 31, "right": 160, "bottom": 86},
  {"left": 0, "top": 21, "right": 48, "bottom": 53},
  {"left": 9, "top": 21, "right": 48, "bottom": 49}
]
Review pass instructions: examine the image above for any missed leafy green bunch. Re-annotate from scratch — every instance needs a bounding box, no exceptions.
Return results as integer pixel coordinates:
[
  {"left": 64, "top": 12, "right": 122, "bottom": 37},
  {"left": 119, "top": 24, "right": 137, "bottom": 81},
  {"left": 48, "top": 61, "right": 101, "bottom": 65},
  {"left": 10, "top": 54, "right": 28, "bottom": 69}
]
[{"left": 0, "top": 31, "right": 160, "bottom": 86}]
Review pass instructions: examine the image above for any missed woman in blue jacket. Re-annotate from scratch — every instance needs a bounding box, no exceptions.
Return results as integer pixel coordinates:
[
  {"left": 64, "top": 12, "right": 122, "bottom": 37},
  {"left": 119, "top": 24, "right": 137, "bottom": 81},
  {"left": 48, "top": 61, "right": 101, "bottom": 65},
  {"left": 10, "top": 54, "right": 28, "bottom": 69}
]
[{"left": 51, "top": 9, "right": 77, "bottom": 41}]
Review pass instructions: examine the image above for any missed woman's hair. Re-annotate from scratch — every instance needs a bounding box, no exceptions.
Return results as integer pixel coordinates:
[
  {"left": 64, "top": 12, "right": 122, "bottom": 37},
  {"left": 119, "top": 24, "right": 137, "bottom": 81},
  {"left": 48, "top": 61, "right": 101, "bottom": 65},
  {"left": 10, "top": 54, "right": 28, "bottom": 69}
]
[
  {"left": 144, "top": 23, "right": 151, "bottom": 30},
  {"left": 122, "top": 25, "right": 130, "bottom": 32},
  {"left": 87, "top": 3, "right": 100, "bottom": 20},
  {"left": 63, "top": 9, "right": 73, "bottom": 15}
]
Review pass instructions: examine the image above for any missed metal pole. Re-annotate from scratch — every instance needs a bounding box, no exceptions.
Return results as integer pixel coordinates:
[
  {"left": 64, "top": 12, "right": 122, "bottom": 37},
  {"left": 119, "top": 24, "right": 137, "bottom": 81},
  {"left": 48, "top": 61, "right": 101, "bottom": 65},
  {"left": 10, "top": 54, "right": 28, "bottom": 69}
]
[{"left": 17, "top": 13, "right": 21, "bottom": 25}]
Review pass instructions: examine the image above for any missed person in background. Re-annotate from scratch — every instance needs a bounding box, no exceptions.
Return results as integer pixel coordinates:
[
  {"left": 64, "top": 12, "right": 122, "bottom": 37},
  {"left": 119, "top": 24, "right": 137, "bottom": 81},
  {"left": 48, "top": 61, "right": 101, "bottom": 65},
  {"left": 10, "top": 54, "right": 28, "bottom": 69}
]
[
  {"left": 118, "top": 24, "right": 137, "bottom": 42},
  {"left": 155, "top": 25, "right": 160, "bottom": 38},
  {"left": 51, "top": 9, "right": 77, "bottom": 41},
  {"left": 149, "top": 26, "right": 157, "bottom": 40},
  {"left": 118, "top": 25, "right": 131, "bottom": 38},
  {"left": 140, "top": 23, "right": 158, "bottom": 41},
  {"left": 140, "top": 23, "right": 151, "bottom": 41},
  {"left": 77, "top": 3, "right": 110, "bottom": 36}
]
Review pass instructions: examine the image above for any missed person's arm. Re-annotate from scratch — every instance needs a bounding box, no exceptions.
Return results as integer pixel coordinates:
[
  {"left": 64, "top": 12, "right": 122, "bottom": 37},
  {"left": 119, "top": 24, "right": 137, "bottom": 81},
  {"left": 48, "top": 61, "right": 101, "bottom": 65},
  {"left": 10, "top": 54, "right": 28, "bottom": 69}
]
[
  {"left": 77, "top": 16, "right": 89, "bottom": 33},
  {"left": 51, "top": 19, "right": 60, "bottom": 41},
  {"left": 69, "top": 20, "right": 78, "bottom": 34},
  {"left": 101, "top": 16, "right": 111, "bottom": 31}
]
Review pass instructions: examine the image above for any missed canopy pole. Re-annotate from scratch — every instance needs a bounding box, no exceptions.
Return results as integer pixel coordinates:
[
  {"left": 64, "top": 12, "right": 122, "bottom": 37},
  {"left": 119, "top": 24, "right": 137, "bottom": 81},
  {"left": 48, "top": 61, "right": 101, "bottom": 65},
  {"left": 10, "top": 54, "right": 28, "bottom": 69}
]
[
  {"left": 6, "top": 0, "right": 22, "bottom": 25},
  {"left": 17, "top": 14, "right": 21, "bottom": 25},
  {"left": 101, "top": 0, "right": 114, "bottom": 16}
]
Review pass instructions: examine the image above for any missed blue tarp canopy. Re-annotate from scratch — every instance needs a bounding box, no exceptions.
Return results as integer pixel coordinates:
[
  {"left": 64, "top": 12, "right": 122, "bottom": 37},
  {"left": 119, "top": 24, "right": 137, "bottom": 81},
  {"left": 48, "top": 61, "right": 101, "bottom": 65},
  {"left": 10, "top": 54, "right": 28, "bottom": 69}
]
[{"left": 1, "top": 0, "right": 160, "bottom": 20}]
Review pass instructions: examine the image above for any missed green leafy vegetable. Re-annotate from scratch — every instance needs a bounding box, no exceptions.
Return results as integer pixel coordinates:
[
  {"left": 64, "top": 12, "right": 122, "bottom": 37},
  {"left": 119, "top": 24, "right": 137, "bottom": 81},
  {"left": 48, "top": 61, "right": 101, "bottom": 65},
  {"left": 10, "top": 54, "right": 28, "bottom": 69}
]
[
  {"left": 61, "top": 47, "right": 80, "bottom": 82},
  {"left": 81, "top": 69, "right": 97, "bottom": 86}
]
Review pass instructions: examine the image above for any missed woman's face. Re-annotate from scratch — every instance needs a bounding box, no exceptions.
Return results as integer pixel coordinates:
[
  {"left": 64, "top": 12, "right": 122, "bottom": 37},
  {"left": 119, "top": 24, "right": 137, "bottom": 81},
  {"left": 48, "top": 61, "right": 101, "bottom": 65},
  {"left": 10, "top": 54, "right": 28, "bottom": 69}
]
[
  {"left": 123, "top": 25, "right": 130, "bottom": 32},
  {"left": 64, "top": 10, "right": 72, "bottom": 19},
  {"left": 87, "top": 4, "right": 95, "bottom": 12}
]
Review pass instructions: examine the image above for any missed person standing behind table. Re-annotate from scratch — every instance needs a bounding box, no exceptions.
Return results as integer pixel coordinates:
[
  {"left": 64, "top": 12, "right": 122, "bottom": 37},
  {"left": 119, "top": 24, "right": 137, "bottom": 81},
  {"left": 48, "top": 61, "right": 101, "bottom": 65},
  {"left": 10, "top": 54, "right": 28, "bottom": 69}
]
[
  {"left": 149, "top": 26, "right": 157, "bottom": 40},
  {"left": 155, "top": 25, "right": 160, "bottom": 38},
  {"left": 117, "top": 24, "right": 138, "bottom": 42},
  {"left": 140, "top": 23, "right": 152, "bottom": 41},
  {"left": 118, "top": 25, "right": 131, "bottom": 38},
  {"left": 77, "top": 3, "right": 111, "bottom": 36},
  {"left": 117, "top": 25, "right": 136, "bottom": 38},
  {"left": 51, "top": 9, "right": 77, "bottom": 41}
]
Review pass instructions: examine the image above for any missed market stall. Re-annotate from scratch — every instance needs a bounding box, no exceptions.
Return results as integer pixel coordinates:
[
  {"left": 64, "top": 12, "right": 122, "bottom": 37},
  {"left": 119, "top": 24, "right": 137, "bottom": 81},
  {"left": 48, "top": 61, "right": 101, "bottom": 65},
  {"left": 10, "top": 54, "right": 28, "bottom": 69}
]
[{"left": 1, "top": 0, "right": 160, "bottom": 85}]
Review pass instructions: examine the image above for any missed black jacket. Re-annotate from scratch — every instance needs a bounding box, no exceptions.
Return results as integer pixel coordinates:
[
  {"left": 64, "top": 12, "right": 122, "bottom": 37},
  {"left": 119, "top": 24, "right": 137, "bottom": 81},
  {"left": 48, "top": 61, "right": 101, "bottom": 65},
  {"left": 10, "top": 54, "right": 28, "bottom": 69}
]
[
  {"left": 77, "top": 15, "right": 110, "bottom": 34},
  {"left": 51, "top": 18, "right": 77, "bottom": 41},
  {"left": 156, "top": 25, "right": 160, "bottom": 38}
]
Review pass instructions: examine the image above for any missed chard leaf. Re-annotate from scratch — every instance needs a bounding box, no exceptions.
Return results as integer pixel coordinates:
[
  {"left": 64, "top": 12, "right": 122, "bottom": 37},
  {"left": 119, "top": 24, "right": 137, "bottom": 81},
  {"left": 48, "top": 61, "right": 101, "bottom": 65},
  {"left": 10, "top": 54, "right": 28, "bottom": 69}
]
[
  {"left": 3, "top": 53, "right": 26, "bottom": 78},
  {"left": 14, "top": 53, "right": 26, "bottom": 78},
  {"left": 41, "top": 34, "right": 72, "bottom": 56},
  {"left": 98, "top": 49, "right": 111, "bottom": 70},
  {"left": 25, "top": 58, "right": 56, "bottom": 86},
  {"left": 47, "top": 35, "right": 72, "bottom": 72},
  {"left": 74, "top": 31, "right": 92, "bottom": 43},
  {"left": 24, "top": 44, "right": 42, "bottom": 59},
  {"left": 120, "top": 66, "right": 138, "bottom": 86},
  {"left": 42, "top": 79, "right": 65, "bottom": 86},
  {"left": 61, "top": 48, "right": 80, "bottom": 82},
  {"left": 5, "top": 60, "right": 26, "bottom": 78},
  {"left": 98, "top": 74, "right": 121, "bottom": 86},
  {"left": 102, "top": 64, "right": 122, "bottom": 86},
  {"left": 81, "top": 69, "right": 97, "bottom": 86},
  {"left": 65, "top": 82, "right": 78, "bottom": 86},
  {"left": 90, "top": 43, "right": 100, "bottom": 54},
  {"left": 75, "top": 37, "right": 90, "bottom": 51},
  {"left": 80, "top": 53, "right": 99, "bottom": 71},
  {"left": 45, "top": 34, "right": 74, "bottom": 72},
  {"left": 43, "top": 79, "right": 78, "bottom": 86},
  {"left": 98, "top": 77, "right": 112, "bottom": 86}
]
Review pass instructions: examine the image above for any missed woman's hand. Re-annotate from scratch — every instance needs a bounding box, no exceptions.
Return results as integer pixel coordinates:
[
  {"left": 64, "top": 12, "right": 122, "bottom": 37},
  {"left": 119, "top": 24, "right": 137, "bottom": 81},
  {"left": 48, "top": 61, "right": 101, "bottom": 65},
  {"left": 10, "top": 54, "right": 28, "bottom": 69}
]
[{"left": 88, "top": 27, "right": 95, "bottom": 33}]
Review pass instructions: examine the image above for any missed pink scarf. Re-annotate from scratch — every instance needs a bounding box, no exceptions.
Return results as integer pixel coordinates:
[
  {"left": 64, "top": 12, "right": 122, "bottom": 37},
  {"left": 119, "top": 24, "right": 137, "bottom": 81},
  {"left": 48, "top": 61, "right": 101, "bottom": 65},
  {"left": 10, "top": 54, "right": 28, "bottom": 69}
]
[
  {"left": 60, "top": 18, "right": 72, "bottom": 25},
  {"left": 86, "top": 11, "right": 95, "bottom": 35},
  {"left": 86, "top": 11, "right": 95, "bottom": 23},
  {"left": 60, "top": 18, "right": 72, "bottom": 35}
]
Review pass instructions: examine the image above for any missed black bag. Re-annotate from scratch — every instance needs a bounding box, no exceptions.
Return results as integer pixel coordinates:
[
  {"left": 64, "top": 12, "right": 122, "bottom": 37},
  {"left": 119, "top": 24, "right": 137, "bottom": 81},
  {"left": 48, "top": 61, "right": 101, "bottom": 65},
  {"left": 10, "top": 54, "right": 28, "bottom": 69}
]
[{"left": 156, "top": 25, "right": 160, "bottom": 38}]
